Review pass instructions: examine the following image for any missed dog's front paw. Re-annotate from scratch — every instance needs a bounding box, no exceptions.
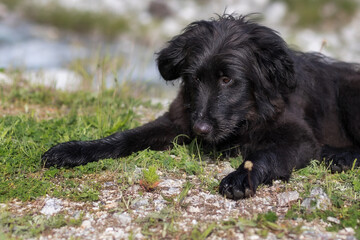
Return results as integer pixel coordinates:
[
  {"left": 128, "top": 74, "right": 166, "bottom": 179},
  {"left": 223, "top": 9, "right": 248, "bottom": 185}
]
[
  {"left": 219, "top": 169, "right": 259, "bottom": 200},
  {"left": 42, "top": 141, "right": 88, "bottom": 168}
]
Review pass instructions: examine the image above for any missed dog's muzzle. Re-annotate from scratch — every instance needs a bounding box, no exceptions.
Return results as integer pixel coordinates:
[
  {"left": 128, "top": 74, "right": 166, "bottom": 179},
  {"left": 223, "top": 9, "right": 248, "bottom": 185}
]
[{"left": 193, "top": 121, "right": 213, "bottom": 136}]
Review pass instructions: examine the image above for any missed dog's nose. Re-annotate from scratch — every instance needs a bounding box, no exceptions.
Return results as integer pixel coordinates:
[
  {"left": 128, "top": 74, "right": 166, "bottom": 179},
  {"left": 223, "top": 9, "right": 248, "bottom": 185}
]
[{"left": 193, "top": 121, "right": 212, "bottom": 136}]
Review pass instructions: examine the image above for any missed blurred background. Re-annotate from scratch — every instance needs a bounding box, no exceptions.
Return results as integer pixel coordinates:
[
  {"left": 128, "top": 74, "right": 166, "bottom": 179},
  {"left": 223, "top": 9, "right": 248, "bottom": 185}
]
[{"left": 0, "top": 0, "right": 360, "bottom": 92}]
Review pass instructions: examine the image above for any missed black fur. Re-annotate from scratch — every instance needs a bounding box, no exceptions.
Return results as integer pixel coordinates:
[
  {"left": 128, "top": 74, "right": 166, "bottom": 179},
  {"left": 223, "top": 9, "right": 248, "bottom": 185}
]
[{"left": 42, "top": 15, "right": 360, "bottom": 200}]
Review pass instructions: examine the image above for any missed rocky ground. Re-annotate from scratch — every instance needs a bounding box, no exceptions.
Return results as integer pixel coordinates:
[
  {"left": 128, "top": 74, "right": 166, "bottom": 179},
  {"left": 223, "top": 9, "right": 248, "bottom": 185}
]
[{"left": 1, "top": 161, "right": 357, "bottom": 239}]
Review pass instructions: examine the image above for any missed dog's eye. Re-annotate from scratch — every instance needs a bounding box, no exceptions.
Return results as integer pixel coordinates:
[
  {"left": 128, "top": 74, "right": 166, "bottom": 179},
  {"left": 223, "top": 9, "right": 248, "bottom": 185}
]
[
  {"left": 192, "top": 76, "right": 200, "bottom": 82},
  {"left": 220, "top": 76, "right": 232, "bottom": 85}
]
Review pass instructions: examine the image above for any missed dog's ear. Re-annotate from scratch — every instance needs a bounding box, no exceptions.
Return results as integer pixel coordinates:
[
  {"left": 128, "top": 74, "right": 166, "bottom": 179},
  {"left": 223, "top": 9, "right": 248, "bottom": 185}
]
[
  {"left": 250, "top": 26, "right": 296, "bottom": 94},
  {"left": 156, "top": 35, "right": 187, "bottom": 81}
]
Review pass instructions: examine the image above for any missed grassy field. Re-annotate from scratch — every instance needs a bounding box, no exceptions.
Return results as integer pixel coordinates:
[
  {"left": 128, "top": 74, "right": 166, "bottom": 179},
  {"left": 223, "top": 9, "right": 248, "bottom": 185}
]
[
  {"left": 0, "top": 72, "right": 169, "bottom": 202},
  {"left": 0, "top": 70, "right": 360, "bottom": 239}
]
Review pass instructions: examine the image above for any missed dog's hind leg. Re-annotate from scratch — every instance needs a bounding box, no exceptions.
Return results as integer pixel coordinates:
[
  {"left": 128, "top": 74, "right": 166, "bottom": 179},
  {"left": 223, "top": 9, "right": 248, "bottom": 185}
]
[
  {"left": 321, "top": 145, "right": 360, "bottom": 172},
  {"left": 324, "top": 76, "right": 360, "bottom": 172}
]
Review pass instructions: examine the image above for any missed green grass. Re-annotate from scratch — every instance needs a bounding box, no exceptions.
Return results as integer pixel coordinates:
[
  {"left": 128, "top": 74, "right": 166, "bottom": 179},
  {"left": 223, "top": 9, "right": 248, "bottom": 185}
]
[
  {"left": 0, "top": 74, "right": 204, "bottom": 203},
  {"left": 286, "top": 161, "right": 360, "bottom": 238},
  {"left": 188, "top": 212, "right": 302, "bottom": 239},
  {"left": 0, "top": 73, "right": 208, "bottom": 238},
  {"left": 0, "top": 209, "right": 83, "bottom": 238},
  {"left": 140, "top": 166, "right": 160, "bottom": 191},
  {"left": 1, "top": 70, "right": 360, "bottom": 238}
]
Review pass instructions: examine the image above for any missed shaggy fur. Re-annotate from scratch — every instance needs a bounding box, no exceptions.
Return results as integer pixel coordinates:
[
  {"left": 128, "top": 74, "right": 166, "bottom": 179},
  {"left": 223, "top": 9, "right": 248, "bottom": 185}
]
[{"left": 42, "top": 15, "right": 360, "bottom": 200}]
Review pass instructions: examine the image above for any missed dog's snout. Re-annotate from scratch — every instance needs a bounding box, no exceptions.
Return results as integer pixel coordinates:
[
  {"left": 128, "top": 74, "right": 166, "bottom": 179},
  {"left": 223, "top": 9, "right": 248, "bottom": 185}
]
[{"left": 193, "top": 121, "right": 212, "bottom": 136}]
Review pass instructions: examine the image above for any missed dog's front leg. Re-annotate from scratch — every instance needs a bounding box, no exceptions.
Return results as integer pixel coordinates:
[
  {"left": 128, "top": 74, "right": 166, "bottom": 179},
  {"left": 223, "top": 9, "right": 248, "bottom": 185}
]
[
  {"left": 219, "top": 125, "right": 319, "bottom": 200},
  {"left": 42, "top": 112, "right": 189, "bottom": 168}
]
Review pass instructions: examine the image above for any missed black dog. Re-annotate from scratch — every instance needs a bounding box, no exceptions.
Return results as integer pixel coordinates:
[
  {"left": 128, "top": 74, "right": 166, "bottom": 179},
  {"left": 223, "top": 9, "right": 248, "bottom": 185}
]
[{"left": 42, "top": 15, "right": 360, "bottom": 200}]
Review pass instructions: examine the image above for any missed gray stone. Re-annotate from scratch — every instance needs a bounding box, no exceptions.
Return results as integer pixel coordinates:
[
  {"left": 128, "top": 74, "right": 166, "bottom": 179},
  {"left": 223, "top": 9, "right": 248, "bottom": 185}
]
[
  {"left": 103, "top": 181, "right": 116, "bottom": 187},
  {"left": 338, "top": 227, "right": 355, "bottom": 235},
  {"left": 277, "top": 191, "right": 300, "bottom": 206},
  {"left": 133, "top": 167, "right": 143, "bottom": 180},
  {"left": 131, "top": 199, "right": 149, "bottom": 209},
  {"left": 161, "top": 187, "right": 181, "bottom": 196},
  {"left": 80, "top": 220, "right": 92, "bottom": 229},
  {"left": 327, "top": 216, "right": 340, "bottom": 224},
  {"left": 158, "top": 179, "right": 183, "bottom": 188},
  {"left": 114, "top": 212, "right": 132, "bottom": 226},
  {"left": 301, "top": 187, "right": 331, "bottom": 210},
  {"left": 153, "top": 199, "right": 167, "bottom": 211},
  {"left": 188, "top": 206, "right": 201, "bottom": 213},
  {"left": 216, "top": 162, "right": 236, "bottom": 180},
  {"left": 101, "top": 227, "right": 128, "bottom": 239},
  {"left": 40, "top": 198, "right": 62, "bottom": 216},
  {"left": 72, "top": 211, "right": 82, "bottom": 220},
  {"left": 159, "top": 179, "right": 183, "bottom": 196}
]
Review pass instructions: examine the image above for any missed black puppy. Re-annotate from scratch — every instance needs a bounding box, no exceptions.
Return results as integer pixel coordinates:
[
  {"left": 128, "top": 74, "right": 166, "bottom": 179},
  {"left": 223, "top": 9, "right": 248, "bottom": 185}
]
[{"left": 42, "top": 15, "right": 360, "bottom": 200}]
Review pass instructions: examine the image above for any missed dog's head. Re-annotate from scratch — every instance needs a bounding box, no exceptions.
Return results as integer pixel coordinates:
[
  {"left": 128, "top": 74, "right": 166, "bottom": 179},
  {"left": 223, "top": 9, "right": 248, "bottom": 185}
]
[{"left": 157, "top": 15, "right": 295, "bottom": 143}]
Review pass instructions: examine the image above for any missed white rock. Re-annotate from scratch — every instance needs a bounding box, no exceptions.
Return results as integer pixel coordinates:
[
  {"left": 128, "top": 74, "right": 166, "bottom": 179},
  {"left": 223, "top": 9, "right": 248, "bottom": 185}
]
[
  {"left": 338, "top": 227, "right": 355, "bottom": 235},
  {"left": 80, "top": 220, "right": 92, "bottom": 229},
  {"left": 158, "top": 179, "right": 183, "bottom": 188},
  {"left": 188, "top": 206, "right": 201, "bottom": 213},
  {"left": 301, "top": 187, "right": 331, "bottom": 210},
  {"left": 101, "top": 227, "right": 128, "bottom": 239},
  {"left": 105, "top": 201, "right": 118, "bottom": 209},
  {"left": 216, "top": 162, "right": 235, "bottom": 180},
  {"left": 126, "top": 184, "right": 141, "bottom": 194},
  {"left": 153, "top": 199, "right": 167, "bottom": 211},
  {"left": 277, "top": 191, "right": 300, "bottom": 206},
  {"left": 161, "top": 187, "right": 181, "bottom": 196},
  {"left": 105, "top": 227, "right": 114, "bottom": 232},
  {"left": 135, "top": 232, "right": 144, "bottom": 239},
  {"left": 131, "top": 199, "right": 149, "bottom": 209},
  {"left": 114, "top": 212, "right": 132, "bottom": 226},
  {"left": 327, "top": 216, "right": 340, "bottom": 224},
  {"left": 103, "top": 181, "right": 116, "bottom": 187},
  {"left": 184, "top": 195, "right": 200, "bottom": 205},
  {"left": 40, "top": 198, "right": 62, "bottom": 216}
]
